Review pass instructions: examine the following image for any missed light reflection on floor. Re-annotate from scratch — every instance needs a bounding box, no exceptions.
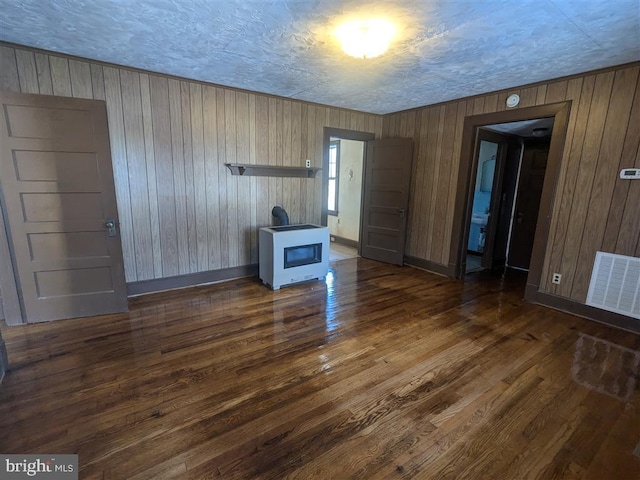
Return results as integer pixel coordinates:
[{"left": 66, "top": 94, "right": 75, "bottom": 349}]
[
  {"left": 572, "top": 332, "right": 640, "bottom": 402},
  {"left": 324, "top": 270, "right": 339, "bottom": 333}
]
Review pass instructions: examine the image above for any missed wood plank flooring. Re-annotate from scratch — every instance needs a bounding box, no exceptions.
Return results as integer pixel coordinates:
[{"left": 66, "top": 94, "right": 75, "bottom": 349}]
[{"left": 1, "top": 258, "right": 639, "bottom": 479}]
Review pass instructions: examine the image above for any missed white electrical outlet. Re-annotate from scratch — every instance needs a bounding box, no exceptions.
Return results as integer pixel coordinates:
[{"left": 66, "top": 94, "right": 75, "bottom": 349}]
[
  {"left": 305, "top": 159, "right": 311, "bottom": 168},
  {"left": 552, "top": 273, "right": 562, "bottom": 284}
]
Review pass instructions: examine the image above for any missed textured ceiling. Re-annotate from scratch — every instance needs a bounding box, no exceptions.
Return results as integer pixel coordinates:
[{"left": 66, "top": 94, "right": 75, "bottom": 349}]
[{"left": 1, "top": 0, "right": 639, "bottom": 114}]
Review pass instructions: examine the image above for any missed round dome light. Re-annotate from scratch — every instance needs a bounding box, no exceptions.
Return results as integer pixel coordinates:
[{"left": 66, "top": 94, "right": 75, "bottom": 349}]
[{"left": 335, "top": 19, "right": 396, "bottom": 59}]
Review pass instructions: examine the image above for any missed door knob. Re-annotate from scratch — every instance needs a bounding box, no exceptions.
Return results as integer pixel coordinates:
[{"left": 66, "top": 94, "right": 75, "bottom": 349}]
[
  {"left": 105, "top": 218, "right": 117, "bottom": 237},
  {"left": 398, "top": 208, "right": 405, "bottom": 218}
]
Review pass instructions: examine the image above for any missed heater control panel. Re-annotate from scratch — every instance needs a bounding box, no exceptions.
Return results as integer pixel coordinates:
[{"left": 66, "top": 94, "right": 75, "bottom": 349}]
[{"left": 620, "top": 168, "right": 640, "bottom": 179}]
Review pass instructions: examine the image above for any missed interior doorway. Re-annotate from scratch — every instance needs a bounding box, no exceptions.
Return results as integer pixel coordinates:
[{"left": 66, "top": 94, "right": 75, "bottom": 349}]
[
  {"left": 451, "top": 102, "right": 571, "bottom": 302},
  {"left": 321, "top": 128, "right": 414, "bottom": 266},
  {"left": 322, "top": 128, "right": 375, "bottom": 257},
  {"left": 326, "top": 137, "right": 366, "bottom": 249},
  {"left": 465, "top": 118, "right": 553, "bottom": 275}
]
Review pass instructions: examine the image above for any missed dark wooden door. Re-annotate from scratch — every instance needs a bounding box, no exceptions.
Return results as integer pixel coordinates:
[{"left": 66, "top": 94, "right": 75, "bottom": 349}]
[
  {"left": 0, "top": 92, "right": 128, "bottom": 323},
  {"left": 509, "top": 143, "right": 549, "bottom": 270},
  {"left": 360, "top": 138, "right": 413, "bottom": 265},
  {"left": 491, "top": 137, "right": 522, "bottom": 269}
]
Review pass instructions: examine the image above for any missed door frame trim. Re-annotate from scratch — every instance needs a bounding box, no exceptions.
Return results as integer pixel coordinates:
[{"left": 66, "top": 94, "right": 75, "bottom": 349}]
[
  {"left": 321, "top": 127, "right": 375, "bottom": 236},
  {"left": 450, "top": 102, "right": 572, "bottom": 302},
  {"left": 0, "top": 194, "right": 24, "bottom": 325}
]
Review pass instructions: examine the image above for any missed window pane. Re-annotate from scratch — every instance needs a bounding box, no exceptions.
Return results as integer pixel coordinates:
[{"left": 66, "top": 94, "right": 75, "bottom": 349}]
[
  {"left": 329, "top": 162, "right": 336, "bottom": 177},
  {"left": 329, "top": 146, "right": 337, "bottom": 163},
  {"left": 328, "top": 180, "right": 336, "bottom": 211}
]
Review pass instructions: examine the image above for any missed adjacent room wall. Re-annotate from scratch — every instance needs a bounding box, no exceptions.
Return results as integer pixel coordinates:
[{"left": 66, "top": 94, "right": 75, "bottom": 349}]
[
  {"left": 385, "top": 62, "right": 640, "bottom": 305},
  {"left": 0, "top": 43, "right": 383, "bottom": 284},
  {"left": 327, "top": 139, "right": 364, "bottom": 242}
]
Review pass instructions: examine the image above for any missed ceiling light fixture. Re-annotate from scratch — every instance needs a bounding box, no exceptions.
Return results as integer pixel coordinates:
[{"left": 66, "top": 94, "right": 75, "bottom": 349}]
[{"left": 335, "top": 19, "right": 396, "bottom": 59}]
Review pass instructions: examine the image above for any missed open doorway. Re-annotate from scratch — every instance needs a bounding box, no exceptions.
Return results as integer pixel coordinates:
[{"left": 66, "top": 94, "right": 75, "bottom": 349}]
[
  {"left": 327, "top": 137, "right": 365, "bottom": 249},
  {"left": 322, "top": 128, "right": 374, "bottom": 262},
  {"left": 451, "top": 102, "right": 571, "bottom": 302},
  {"left": 465, "top": 118, "right": 554, "bottom": 275}
]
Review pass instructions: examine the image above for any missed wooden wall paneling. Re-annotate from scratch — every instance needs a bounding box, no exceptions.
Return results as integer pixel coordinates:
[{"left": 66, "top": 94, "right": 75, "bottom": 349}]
[
  {"left": 255, "top": 95, "right": 271, "bottom": 227},
  {"left": 356, "top": 112, "right": 366, "bottom": 132},
  {"left": 139, "top": 73, "right": 163, "bottom": 278},
  {"left": 179, "top": 81, "right": 197, "bottom": 273},
  {"left": 216, "top": 88, "right": 230, "bottom": 269},
  {"left": 540, "top": 77, "right": 584, "bottom": 289},
  {"left": 329, "top": 109, "right": 340, "bottom": 130},
  {"left": 248, "top": 94, "right": 258, "bottom": 263},
  {"left": 389, "top": 114, "right": 399, "bottom": 137},
  {"left": 604, "top": 73, "right": 640, "bottom": 253},
  {"left": 442, "top": 100, "right": 467, "bottom": 265},
  {"left": 304, "top": 105, "right": 316, "bottom": 223},
  {"left": 190, "top": 83, "right": 208, "bottom": 271},
  {"left": 202, "top": 85, "right": 222, "bottom": 271},
  {"left": 315, "top": 107, "right": 329, "bottom": 223},
  {"left": 149, "top": 75, "right": 179, "bottom": 277},
  {"left": 602, "top": 72, "right": 640, "bottom": 254},
  {"left": 298, "top": 103, "right": 308, "bottom": 225},
  {"left": 482, "top": 94, "right": 498, "bottom": 114},
  {"left": 235, "top": 91, "right": 251, "bottom": 265},
  {"left": 69, "top": 60, "right": 93, "bottom": 99},
  {"left": 472, "top": 97, "right": 485, "bottom": 115},
  {"left": 49, "top": 56, "right": 72, "bottom": 96},
  {"left": 616, "top": 135, "right": 640, "bottom": 256},
  {"left": 405, "top": 113, "right": 421, "bottom": 255},
  {"left": 120, "top": 69, "right": 153, "bottom": 281},
  {"left": 495, "top": 91, "right": 512, "bottom": 112},
  {"left": 536, "top": 85, "right": 548, "bottom": 105},
  {"left": 34, "top": 53, "right": 53, "bottom": 95},
  {"left": 375, "top": 116, "right": 383, "bottom": 137},
  {"left": 518, "top": 86, "right": 539, "bottom": 108},
  {"left": 556, "top": 71, "right": 615, "bottom": 298},
  {"left": 339, "top": 110, "right": 348, "bottom": 130},
  {"left": 282, "top": 101, "right": 293, "bottom": 223},
  {"left": 404, "top": 111, "right": 417, "bottom": 252},
  {"left": 545, "top": 81, "right": 569, "bottom": 104},
  {"left": 275, "top": 99, "right": 284, "bottom": 211},
  {"left": 0, "top": 46, "right": 19, "bottom": 91},
  {"left": 484, "top": 93, "right": 498, "bottom": 113},
  {"left": 283, "top": 103, "right": 296, "bottom": 223},
  {"left": 399, "top": 112, "right": 408, "bottom": 136},
  {"left": 267, "top": 97, "right": 277, "bottom": 226},
  {"left": 90, "top": 64, "right": 105, "bottom": 101},
  {"left": 15, "top": 50, "right": 39, "bottom": 94},
  {"left": 405, "top": 111, "right": 416, "bottom": 139},
  {"left": 421, "top": 107, "right": 442, "bottom": 258},
  {"left": 381, "top": 115, "right": 392, "bottom": 138},
  {"left": 435, "top": 103, "right": 459, "bottom": 265},
  {"left": 167, "top": 79, "right": 189, "bottom": 274},
  {"left": 412, "top": 110, "right": 431, "bottom": 258},
  {"left": 103, "top": 66, "right": 136, "bottom": 281},
  {"left": 290, "top": 101, "right": 302, "bottom": 224},
  {"left": 427, "top": 106, "right": 446, "bottom": 261},
  {"left": 0, "top": 43, "right": 384, "bottom": 294},
  {"left": 224, "top": 89, "right": 239, "bottom": 267},
  {"left": 570, "top": 66, "right": 639, "bottom": 300}
]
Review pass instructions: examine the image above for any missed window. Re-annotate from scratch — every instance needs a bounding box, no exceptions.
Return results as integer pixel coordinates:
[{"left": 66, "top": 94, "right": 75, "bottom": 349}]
[{"left": 328, "top": 140, "right": 340, "bottom": 215}]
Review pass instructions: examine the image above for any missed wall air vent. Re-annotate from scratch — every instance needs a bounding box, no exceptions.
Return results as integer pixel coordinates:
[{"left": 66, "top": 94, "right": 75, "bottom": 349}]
[{"left": 586, "top": 252, "right": 640, "bottom": 319}]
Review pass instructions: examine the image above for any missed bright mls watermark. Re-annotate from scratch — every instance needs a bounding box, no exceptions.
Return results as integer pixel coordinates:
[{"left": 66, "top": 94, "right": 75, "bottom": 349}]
[{"left": 1, "top": 455, "right": 77, "bottom": 479}]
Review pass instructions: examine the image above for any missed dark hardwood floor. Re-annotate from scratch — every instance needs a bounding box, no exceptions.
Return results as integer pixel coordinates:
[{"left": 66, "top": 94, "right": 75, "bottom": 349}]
[{"left": 1, "top": 258, "right": 639, "bottom": 479}]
